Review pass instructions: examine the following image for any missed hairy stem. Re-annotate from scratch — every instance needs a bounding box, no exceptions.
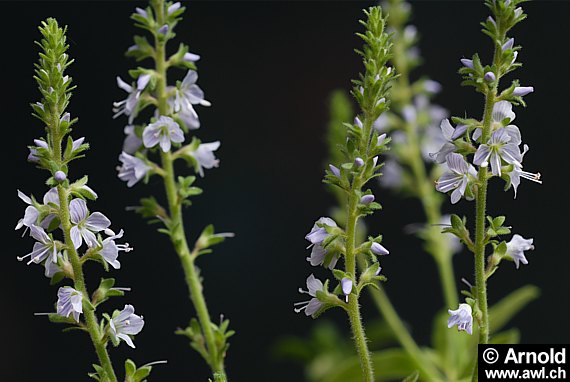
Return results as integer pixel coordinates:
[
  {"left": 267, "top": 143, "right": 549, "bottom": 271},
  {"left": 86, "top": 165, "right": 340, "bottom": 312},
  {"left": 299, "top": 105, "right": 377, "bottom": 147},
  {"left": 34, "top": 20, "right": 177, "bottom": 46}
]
[
  {"left": 345, "top": 183, "right": 374, "bottom": 382},
  {"left": 57, "top": 187, "right": 119, "bottom": 382},
  {"left": 153, "top": 1, "right": 226, "bottom": 379},
  {"left": 50, "top": 117, "right": 118, "bottom": 382}
]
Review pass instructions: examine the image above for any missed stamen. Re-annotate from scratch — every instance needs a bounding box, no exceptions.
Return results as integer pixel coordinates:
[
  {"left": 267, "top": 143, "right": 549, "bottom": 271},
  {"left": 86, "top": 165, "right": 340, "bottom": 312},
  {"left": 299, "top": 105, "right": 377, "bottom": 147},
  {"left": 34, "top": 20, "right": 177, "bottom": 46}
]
[
  {"left": 143, "top": 360, "right": 168, "bottom": 368},
  {"left": 521, "top": 171, "right": 542, "bottom": 184}
]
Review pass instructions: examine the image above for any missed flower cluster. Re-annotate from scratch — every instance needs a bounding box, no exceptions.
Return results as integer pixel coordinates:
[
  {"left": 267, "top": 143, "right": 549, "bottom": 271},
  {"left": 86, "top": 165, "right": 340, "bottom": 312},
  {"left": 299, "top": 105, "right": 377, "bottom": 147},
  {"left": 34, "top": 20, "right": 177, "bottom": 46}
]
[
  {"left": 295, "top": 7, "right": 395, "bottom": 380},
  {"left": 114, "top": 3, "right": 219, "bottom": 188},
  {"left": 439, "top": 0, "right": 540, "bottom": 338},
  {"left": 17, "top": 18, "right": 148, "bottom": 382},
  {"left": 113, "top": 2, "right": 233, "bottom": 380}
]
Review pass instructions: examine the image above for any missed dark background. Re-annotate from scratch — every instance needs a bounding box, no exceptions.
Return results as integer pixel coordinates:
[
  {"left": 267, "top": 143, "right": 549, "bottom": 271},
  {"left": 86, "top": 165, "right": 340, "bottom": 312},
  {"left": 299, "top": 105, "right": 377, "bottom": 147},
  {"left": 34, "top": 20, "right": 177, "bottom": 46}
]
[{"left": 3, "top": 1, "right": 569, "bottom": 381}]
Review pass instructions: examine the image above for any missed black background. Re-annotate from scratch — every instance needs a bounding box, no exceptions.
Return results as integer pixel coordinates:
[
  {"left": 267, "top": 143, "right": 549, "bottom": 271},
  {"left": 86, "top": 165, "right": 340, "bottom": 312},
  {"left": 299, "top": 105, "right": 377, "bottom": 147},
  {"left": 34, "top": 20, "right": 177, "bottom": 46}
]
[{"left": 3, "top": 1, "right": 569, "bottom": 381}]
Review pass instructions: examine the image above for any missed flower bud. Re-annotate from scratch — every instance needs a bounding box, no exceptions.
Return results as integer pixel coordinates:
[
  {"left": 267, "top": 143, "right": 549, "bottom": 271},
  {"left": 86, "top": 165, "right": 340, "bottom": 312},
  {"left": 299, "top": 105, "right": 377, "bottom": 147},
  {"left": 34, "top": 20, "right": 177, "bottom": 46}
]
[
  {"left": 329, "top": 164, "right": 341, "bottom": 178},
  {"left": 54, "top": 171, "right": 66, "bottom": 182},
  {"left": 512, "top": 86, "right": 534, "bottom": 97},
  {"left": 354, "top": 157, "right": 364, "bottom": 167},
  {"left": 502, "top": 38, "right": 514, "bottom": 51},
  {"left": 484, "top": 72, "right": 496, "bottom": 82},
  {"left": 341, "top": 278, "right": 353, "bottom": 302},
  {"left": 371, "top": 242, "right": 389, "bottom": 256},
  {"left": 158, "top": 24, "right": 169, "bottom": 35},
  {"left": 183, "top": 52, "right": 201, "bottom": 62},
  {"left": 360, "top": 194, "right": 375, "bottom": 205},
  {"left": 354, "top": 116, "right": 363, "bottom": 129},
  {"left": 460, "top": 59, "right": 474, "bottom": 69}
]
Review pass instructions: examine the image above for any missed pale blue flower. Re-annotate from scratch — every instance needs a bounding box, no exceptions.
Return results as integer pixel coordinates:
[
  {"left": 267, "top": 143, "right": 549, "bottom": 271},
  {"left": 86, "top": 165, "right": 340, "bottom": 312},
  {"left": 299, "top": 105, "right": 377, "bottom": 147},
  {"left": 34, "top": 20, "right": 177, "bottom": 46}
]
[
  {"left": 171, "top": 70, "right": 211, "bottom": 129},
  {"left": 57, "top": 286, "right": 83, "bottom": 322},
  {"left": 110, "top": 304, "right": 145, "bottom": 348},
  {"left": 101, "top": 229, "right": 132, "bottom": 270},
  {"left": 118, "top": 152, "right": 151, "bottom": 187},
  {"left": 193, "top": 141, "right": 220, "bottom": 177},
  {"left": 473, "top": 128, "right": 522, "bottom": 176},
  {"left": 143, "top": 116, "right": 185, "bottom": 152},
  {"left": 294, "top": 274, "right": 324, "bottom": 316},
  {"left": 306, "top": 244, "right": 339, "bottom": 270},
  {"left": 113, "top": 74, "right": 152, "bottom": 123},
  {"left": 305, "top": 217, "right": 337, "bottom": 246},
  {"left": 506, "top": 234, "right": 534, "bottom": 269},
  {"left": 436, "top": 153, "right": 477, "bottom": 204},
  {"left": 447, "top": 303, "right": 473, "bottom": 335},
  {"left": 15, "top": 190, "right": 39, "bottom": 231},
  {"left": 18, "top": 225, "right": 61, "bottom": 265},
  {"left": 69, "top": 199, "right": 111, "bottom": 249}
]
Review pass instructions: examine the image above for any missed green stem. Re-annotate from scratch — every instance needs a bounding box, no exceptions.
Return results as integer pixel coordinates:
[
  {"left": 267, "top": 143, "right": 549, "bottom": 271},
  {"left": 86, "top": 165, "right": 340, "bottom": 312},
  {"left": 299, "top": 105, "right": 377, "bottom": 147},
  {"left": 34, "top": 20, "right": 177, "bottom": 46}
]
[
  {"left": 57, "top": 187, "right": 119, "bottom": 382},
  {"left": 471, "top": 89, "right": 496, "bottom": 382},
  {"left": 153, "top": 1, "right": 226, "bottom": 378},
  {"left": 50, "top": 119, "right": 117, "bottom": 382},
  {"left": 345, "top": 184, "right": 375, "bottom": 382}
]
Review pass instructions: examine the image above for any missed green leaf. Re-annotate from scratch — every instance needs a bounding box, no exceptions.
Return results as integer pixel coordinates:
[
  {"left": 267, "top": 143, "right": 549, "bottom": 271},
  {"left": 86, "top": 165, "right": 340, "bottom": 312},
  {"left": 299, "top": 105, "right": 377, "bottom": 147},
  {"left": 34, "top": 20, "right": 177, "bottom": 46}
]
[
  {"left": 322, "top": 348, "right": 415, "bottom": 382},
  {"left": 489, "top": 285, "right": 540, "bottom": 334},
  {"left": 403, "top": 371, "right": 419, "bottom": 382},
  {"left": 490, "top": 328, "right": 521, "bottom": 344}
]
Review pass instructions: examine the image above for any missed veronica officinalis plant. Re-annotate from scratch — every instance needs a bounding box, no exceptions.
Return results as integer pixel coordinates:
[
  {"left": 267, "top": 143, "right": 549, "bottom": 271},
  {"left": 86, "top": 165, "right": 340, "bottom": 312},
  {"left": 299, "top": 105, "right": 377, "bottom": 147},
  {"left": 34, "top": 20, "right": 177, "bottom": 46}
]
[
  {"left": 18, "top": 19, "right": 158, "bottom": 382},
  {"left": 294, "top": 7, "right": 396, "bottom": 382},
  {"left": 433, "top": 0, "right": 541, "bottom": 378},
  {"left": 113, "top": 2, "right": 233, "bottom": 381}
]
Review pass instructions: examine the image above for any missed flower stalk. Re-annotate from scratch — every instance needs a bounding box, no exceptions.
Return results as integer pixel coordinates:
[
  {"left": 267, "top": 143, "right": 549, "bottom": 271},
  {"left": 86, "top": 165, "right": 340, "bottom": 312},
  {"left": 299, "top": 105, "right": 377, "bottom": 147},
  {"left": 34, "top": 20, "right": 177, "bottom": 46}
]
[
  {"left": 114, "top": 1, "right": 232, "bottom": 380},
  {"left": 18, "top": 18, "right": 151, "bottom": 381}
]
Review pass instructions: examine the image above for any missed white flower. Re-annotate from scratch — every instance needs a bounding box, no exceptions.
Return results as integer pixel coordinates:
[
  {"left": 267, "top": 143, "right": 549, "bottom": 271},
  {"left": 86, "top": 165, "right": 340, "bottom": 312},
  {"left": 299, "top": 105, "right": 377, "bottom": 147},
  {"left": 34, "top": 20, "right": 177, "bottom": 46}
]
[
  {"left": 435, "top": 153, "right": 477, "bottom": 204},
  {"left": 69, "top": 199, "right": 111, "bottom": 249},
  {"left": 171, "top": 70, "right": 211, "bottom": 129},
  {"left": 100, "top": 229, "right": 133, "bottom": 270},
  {"left": 57, "top": 287, "right": 83, "bottom": 322},
  {"left": 193, "top": 141, "right": 220, "bottom": 177},
  {"left": 113, "top": 74, "right": 151, "bottom": 123},
  {"left": 18, "top": 225, "right": 61, "bottom": 265},
  {"left": 143, "top": 116, "right": 185, "bottom": 152},
  {"left": 506, "top": 234, "right": 534, "bottom": 269},
  {"left": 294, "top": 274, "right": 324, "bottom": 316},
  {"left": 447, "top": 303, "right": 473, "bottom": 335},
  {"left": 473, "top": 128, "right": 522, "bottom": 177},
  {"left": 109, "top": 305, "right": 145, "bottom": 348}
]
